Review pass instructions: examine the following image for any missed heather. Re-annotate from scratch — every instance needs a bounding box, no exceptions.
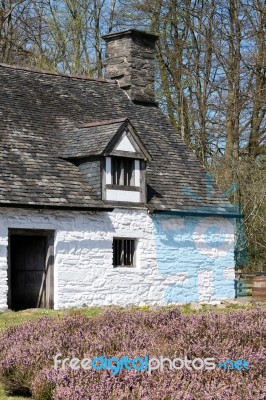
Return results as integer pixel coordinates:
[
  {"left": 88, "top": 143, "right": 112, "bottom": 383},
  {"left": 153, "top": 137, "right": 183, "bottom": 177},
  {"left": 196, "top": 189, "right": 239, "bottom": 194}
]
[{"left": 0, "top": 307, "right": 265, "bottom": 400}]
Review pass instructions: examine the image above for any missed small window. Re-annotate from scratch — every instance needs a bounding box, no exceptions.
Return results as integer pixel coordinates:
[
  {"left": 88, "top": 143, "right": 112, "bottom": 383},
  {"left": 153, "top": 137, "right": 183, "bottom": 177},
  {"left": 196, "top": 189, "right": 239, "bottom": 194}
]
[
  {"left": 111, "top": 157, "right": 134, "bottom": 186},
  {"left": 113, "top": 238, "right": 136, "bottom": 267}
]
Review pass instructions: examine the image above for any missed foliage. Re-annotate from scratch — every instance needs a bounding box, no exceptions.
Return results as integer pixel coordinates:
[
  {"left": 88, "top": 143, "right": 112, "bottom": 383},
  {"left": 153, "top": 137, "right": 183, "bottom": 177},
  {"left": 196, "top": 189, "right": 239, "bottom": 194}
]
[{"left": 0, "top": 307, "right": 265, "bottom": 399}]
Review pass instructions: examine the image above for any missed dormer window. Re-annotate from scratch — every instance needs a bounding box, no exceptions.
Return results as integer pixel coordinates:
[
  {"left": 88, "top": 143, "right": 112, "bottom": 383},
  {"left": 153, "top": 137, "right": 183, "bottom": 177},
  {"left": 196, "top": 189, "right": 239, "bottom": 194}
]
[
  {"left": 112, "top": 157, "right": 134, "bottom": 186},
  {"left": 105, "top": 157, "right": 142, "bottom": 202},
  {"left": 61, "top": 118, "right": 151, "bottom": 204}
]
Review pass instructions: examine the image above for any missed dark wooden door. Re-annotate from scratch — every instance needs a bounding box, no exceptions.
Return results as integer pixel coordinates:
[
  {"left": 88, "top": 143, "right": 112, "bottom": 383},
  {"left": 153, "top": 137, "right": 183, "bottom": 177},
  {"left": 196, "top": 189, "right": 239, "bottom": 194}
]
[{"left": 10, "top": 234, "right": 51, "bottom": 310}]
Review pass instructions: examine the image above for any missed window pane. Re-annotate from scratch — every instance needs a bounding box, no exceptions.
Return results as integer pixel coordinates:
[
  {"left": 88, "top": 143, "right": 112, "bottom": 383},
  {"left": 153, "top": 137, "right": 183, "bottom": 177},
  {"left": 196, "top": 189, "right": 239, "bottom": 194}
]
[
  {"left": 119, "top": 239, "right": 123, "bottom": 265},
  {"left": 130, "top": 240, "right": 135, "bottom": 265},
  {"left": 124, "top": 159, "right": 128, "bottom": 186},
  {"left": 112, "top": 158, "right": 117, "bottom": 185},
  {"left": 124, "top": 159, "right": 134, "bottom": 186},
  {"left": 117, "top": 159, "right": 122, "bottom": 185},
  {"left": 113, "top": 239, "right": 116, "bottom": 266},
  {"left": 124, "top": 239, "right": 127, "bottom": 265}
]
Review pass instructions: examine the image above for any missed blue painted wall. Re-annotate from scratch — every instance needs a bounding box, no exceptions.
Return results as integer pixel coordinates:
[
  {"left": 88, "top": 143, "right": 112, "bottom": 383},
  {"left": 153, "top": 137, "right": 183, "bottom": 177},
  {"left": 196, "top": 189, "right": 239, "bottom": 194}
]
[{"left": 153, "top": 213, "right": 236, "bottom": 303}]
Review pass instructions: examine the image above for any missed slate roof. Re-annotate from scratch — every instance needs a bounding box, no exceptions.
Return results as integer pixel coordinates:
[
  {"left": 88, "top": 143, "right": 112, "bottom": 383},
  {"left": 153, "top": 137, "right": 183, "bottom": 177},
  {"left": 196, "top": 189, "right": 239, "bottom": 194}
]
[
  {"left": 0, "top": 63, "right": 238, "bottom": 215},
  {"left": 61, "top": 119, "right": 126, "bottom": 159},
  {"left": 61, "top": 118, "right": 151, "bottom": 161}
]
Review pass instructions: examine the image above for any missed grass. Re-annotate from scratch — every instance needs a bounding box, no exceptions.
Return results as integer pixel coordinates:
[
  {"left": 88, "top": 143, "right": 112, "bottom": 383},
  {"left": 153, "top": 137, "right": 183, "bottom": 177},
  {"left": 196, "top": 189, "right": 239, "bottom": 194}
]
[{"left": 0, "top": 307, "right": 102, "bottom": 332}]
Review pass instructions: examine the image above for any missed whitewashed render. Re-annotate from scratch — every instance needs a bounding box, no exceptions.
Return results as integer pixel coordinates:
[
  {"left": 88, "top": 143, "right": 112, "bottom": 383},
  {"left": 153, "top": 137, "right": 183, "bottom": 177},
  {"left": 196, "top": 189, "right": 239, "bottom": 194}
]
[{"left": 0, "top": 207, "right": 235, "bottom": 310}]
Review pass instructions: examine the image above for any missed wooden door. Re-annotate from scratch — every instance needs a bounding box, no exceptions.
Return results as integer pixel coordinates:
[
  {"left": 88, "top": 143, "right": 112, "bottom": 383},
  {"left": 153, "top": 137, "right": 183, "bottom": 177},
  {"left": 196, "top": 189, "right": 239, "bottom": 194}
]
[{"left": 9, "top": 233, "right": 54, "bottom": 310}]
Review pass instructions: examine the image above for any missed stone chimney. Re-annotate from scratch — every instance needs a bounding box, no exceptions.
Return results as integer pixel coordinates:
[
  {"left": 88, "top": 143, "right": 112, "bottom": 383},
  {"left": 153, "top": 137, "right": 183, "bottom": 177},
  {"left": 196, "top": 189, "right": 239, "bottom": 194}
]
[{"left": 102, "top": 30, "right": 158, "bottom": 104}]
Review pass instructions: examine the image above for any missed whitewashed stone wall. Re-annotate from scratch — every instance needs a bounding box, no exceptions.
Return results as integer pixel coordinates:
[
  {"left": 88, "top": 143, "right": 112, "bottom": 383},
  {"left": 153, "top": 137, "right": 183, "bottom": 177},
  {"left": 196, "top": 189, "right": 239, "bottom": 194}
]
[{"left": 0, "top": 208, "right": 236, "bottom": 309}]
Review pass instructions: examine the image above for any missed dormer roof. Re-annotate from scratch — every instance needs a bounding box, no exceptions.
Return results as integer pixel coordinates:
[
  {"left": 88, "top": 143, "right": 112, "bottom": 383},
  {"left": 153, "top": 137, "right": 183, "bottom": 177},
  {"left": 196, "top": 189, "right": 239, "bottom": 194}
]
[{"left": 61, "top": 118, "right": 151, "bottom": 161}]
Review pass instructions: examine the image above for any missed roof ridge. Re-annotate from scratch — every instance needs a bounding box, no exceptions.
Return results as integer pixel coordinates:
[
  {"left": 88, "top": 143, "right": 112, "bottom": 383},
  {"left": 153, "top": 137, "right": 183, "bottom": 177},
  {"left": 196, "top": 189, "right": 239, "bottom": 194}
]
[
  {"left": 0, "top": 63, "right": 116, "bottom": 84},
  {"left": 80, "top": 118, "right": 128, "bottom": 128}
]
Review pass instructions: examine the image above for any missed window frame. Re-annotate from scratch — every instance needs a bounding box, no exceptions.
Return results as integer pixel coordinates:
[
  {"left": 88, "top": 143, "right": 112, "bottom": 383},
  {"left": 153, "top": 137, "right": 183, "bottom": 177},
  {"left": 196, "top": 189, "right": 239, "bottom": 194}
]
[
  {"left": 113, "top": 237, "right": 136, "bottom": 267},
  {"left": 103, "top": 157, "right": 146, "bottom": 203}
]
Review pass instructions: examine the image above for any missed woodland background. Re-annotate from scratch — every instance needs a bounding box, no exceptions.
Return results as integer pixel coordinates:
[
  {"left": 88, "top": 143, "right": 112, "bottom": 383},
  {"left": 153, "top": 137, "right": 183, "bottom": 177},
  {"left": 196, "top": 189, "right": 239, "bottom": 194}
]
[{"left": 0, "top": 0, "right": 265, "bottom": 270}]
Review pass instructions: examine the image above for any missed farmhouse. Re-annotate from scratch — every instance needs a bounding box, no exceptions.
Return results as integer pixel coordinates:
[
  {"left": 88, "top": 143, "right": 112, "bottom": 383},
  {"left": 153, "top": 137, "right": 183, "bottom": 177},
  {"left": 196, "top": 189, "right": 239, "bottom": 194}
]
[{"left": 0, "top": 30, "right": 239, "bottom": 310}]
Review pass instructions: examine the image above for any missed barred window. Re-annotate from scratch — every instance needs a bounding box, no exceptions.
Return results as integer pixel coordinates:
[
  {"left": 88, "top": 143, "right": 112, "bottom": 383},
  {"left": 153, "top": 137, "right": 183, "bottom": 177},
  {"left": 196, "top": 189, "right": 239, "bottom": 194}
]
[
  {"left": 111, "top": 157, "right": 134, "bottom": 186},
  {"left": 113, "top": 238, "right": 136, "bottom": 267}
]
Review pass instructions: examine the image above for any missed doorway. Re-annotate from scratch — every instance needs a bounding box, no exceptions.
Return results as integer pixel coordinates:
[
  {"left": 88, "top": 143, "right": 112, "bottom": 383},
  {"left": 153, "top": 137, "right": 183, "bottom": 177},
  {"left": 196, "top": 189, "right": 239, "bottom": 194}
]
[{"left": 8, "top": 229, "right": 54, "bottom": 311}]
